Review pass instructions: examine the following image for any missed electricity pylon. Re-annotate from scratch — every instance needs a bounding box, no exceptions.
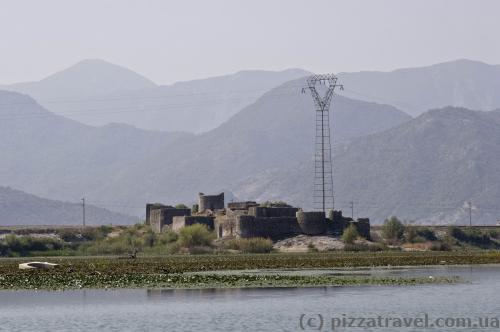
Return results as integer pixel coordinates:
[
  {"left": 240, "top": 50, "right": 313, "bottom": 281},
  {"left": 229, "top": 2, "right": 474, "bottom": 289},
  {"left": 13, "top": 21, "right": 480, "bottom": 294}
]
[{"left": 304, "top": 74, "right": 343, "bottom": 213}]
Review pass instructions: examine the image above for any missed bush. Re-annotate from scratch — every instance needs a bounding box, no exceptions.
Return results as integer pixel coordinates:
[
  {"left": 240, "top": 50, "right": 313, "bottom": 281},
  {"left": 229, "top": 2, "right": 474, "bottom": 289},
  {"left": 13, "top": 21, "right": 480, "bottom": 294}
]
[
  {"left": 342, "top": 225, "right": 359, "bottom": 244},
  {"left": 81, "top": 227, "right": 108, "bottom": 241},
  {"left": 344, "top": 243, "right": 388, "bottom": 252},
  {"left": 57, "top": 229, "right": 82, "bottom": 242},
  {"left": 226, "top": 238, "right": 273, "bottom": 253},
  {"left": 143, "top": 229, "right": 157, "bottom": 247},
  {"left": 0, "top": 235, "right": 64, "bottom": 256},
  {"left": 158, "top": 230, "right": 178, "bottom": 245},
  {"left": 448, "top": 227, "right": 491, "bottom": 246},
  {"left": 175, "top": 204, "right": 189, "bottom": 209},
  {"left": 416, "top": 227, "right": 437, "bottom": 241},
  {"left": 404, "top": 226, "right": 435, "bottom": 243},
  {"left": 178, "top": 224, "right": 215, "bottom": 248},
  {"left": 404, "top": 226, "right": 419, "bottom": 243},
  {"left": 260, "top": 201, "right": 291, "bottom": 207},
  {"left": 488, "top": 230, "right": 500, "bottom": 239},
  {"left": 382, "top": 217, "right": 405, "bottom": 241},
  {"left": 430, "top": 241, "right": 451, "bottom": 251}
]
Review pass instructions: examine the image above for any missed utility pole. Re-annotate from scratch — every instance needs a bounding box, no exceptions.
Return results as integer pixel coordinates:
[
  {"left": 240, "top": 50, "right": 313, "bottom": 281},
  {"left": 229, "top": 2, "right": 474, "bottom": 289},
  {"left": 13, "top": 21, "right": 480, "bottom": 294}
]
[
  {"left": 304, "top": 74, "right": 343, "bottom": 213},
  {"left": 468, "top": 201, "right": 472, "bottom": 227},
  {"left": 350, "top": 201, "right": 354, "bottom": 219},
  {"left": 82, "top": 198, "right": 86, "bottom": 228}
]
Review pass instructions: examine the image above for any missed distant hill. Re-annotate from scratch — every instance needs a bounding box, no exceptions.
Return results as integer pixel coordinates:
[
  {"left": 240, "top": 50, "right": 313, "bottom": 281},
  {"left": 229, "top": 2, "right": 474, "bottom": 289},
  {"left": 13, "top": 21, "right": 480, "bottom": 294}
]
[
  {"left": 0, "top": 83, "right": 410, "bottom": 218},
  {"left": 338, "top": 59, "right": 500, "bottom": 116},
  {"left": 0, "top": 186, "right": 138, "bottom": 226},
  {"left": 1, "top": 60, "right": 310, "bottom": 133},
  {"left": 98, "top": 79, "right": 411, "bottom": 210},
  {"left": 2, "top": 59, "right": 156, "bottom": 99},
  {"left": 237, "top": 107, "right": 500, "bottom": 225},
  {"left": 0, "top": 90, "right": 191, "bottom": 216}
]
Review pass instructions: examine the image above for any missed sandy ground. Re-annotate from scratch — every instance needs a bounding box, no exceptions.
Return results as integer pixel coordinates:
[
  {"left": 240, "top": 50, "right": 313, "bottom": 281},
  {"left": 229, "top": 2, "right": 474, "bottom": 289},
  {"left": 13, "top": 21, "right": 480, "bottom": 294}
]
[{"left": 273, "top": 235, "right": 345, "bottom": 252}]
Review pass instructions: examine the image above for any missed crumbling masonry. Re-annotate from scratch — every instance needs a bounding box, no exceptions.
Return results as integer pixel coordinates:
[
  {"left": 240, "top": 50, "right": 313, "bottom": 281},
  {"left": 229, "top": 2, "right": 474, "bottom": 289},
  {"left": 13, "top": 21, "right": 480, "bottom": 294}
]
[{"left": 146, "top": 192, "right": 370, "bottom": 239}]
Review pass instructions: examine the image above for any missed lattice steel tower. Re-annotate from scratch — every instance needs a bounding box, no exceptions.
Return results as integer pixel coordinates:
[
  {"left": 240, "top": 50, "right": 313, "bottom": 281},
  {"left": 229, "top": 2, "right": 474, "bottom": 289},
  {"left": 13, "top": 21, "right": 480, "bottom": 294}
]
[{"left": 305, "top": 74, "right": 343, "bottom": 213}]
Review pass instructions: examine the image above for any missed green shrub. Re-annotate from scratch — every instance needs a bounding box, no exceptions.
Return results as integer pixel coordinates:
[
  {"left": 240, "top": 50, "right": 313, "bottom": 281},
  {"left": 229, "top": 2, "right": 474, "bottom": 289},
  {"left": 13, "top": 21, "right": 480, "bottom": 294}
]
[
  {"left": 178, "top": 224, "right": 215, "bottom": 248},
  {"left": 224, "top": 238, "right": 274, "bottom": 253},
  {"left": 143, "top": 229, "right": 157, "bottom": 247},
  {"left": 416, "top": 227, "right": 437, "bottom": 241},
  {"left": 158, "top": 230, "right": 178, "bottom": 244},
  {"left": 449, "top": 227, "right": 491, "bottom": 246},
  {"left": 260, "top": 201, "right": 291, "bottom": 207},
  {"left": 81, "top": 227, "right": 107, "bottom": 241},
  {"left": 0, "top": 235, "right": 64, "bottom": 256},
  {"left": 342, "top": 225, "right": 359, "bottom": 244},
  {"left": 344, "top": 243, "right": 387, "bottom": 252},
  {"left": 175, "top": 204, "right": 189, "bottom": 209},
  {"left": 57, "top": 229, "right": 82, "bottom": 242},
  {"left": 404, "top": 226, "right": 434, "bottom": 243},
  {"left": 382, "top": 217, "right": 405, "bottom": 241},
  {"left": 188, "top": 246, "right": 213, "bottom": 255},
  {"left": 430, "top": 241, "right": 451, "bottom": 251},
  {"left": 405, "top": 226, "right": 419, "bottom": 243},
  {"left": 488, "top": 230, "right": 500, "bottom": 239}
]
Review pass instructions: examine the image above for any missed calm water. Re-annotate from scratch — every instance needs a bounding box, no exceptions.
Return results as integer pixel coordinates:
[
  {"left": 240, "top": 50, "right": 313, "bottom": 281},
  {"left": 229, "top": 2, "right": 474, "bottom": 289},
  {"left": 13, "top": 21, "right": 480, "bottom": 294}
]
[{"left": 1, "top": 265, "right": 499, "bottom": 331}]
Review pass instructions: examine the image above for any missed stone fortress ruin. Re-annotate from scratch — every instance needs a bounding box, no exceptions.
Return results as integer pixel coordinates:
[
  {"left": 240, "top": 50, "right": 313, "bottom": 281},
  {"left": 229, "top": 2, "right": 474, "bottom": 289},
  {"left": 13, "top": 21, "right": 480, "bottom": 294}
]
[{"left": 146, "top": 192, "right": 370, "bottom": 240}]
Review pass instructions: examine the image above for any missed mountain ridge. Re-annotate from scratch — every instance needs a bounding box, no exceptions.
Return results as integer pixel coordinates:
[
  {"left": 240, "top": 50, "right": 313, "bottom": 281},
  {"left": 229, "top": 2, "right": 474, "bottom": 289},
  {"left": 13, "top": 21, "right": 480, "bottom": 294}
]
[{"left": 0, "top": 186, "right": 138, "bottom": 226}]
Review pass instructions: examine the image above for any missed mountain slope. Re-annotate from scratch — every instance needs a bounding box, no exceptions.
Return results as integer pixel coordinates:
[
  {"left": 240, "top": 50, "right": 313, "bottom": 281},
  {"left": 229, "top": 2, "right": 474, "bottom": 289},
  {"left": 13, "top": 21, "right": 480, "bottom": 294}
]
[
  {"left": 4, "top": 59, "right": 156, "bottom": 100},
  {"left": 338, "top": 59, "right": 500, "bottom": 116},
  {"left": 0, "top": 90, "right": 191, "bottom": 214},
  {"left": 2, "top": 62, "right": 310, "bottom": 133},
  {"left": 237, "top": 107, "right": 500, "bottom": 225},
  {"left": 0, "top": 186, "right": 137, "bottom": 226},
  {"left": 98, "top": 79, "right": 411, "bottom": 208}
]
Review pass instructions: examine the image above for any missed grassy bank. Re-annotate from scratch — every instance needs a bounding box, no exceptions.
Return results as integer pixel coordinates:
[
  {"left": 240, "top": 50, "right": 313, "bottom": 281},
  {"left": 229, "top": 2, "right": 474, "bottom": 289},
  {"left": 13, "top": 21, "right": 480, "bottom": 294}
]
[{"left": 0, "top": 251, "right": 498, "bottom": 290}]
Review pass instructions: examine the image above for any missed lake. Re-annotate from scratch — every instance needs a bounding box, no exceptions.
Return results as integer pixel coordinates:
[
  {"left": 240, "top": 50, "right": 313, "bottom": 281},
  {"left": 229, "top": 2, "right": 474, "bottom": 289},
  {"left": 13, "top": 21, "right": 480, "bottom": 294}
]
[{"left": 1, "top": 265, "right": 499, "bottom": 331}]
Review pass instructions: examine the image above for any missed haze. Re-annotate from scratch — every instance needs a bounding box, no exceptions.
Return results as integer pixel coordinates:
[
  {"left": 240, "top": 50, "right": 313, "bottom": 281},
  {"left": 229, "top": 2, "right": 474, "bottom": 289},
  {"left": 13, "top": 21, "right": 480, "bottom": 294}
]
[{"left": 1, "top": 0, "right": 499, "bottom": 85}]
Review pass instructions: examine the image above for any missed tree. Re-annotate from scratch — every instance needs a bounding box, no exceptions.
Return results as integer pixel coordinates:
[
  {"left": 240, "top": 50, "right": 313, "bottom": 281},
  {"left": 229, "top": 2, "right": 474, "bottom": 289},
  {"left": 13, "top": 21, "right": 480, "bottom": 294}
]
[
  {"left": 175, "top": 203, "right": 189, "bottom": 209},
  {"left": 382, "top": 216, "right": 405, "bottom": 241},
  {"left": 342, "top": 224, "right": 359, "bottom": 244}
]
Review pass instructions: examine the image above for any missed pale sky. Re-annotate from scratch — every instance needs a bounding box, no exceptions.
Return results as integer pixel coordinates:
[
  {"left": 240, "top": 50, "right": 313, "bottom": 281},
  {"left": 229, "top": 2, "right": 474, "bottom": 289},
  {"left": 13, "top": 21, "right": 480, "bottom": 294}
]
[{"left": 1, "top": 0, "right": 499, "bottom": 85}]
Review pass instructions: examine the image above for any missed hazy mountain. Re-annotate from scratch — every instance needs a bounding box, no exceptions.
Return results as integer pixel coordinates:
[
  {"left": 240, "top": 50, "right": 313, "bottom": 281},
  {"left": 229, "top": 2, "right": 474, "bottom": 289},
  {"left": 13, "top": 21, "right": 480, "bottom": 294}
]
[
  {"left": 237, "top": 107, "right": 500, "bottom": 225},
  {"left": 337, "top": 59, "right": 500, "bottom": 116},
  {"left": 2, "top": 59, "right": 156, "bottom": 100},
  {"left": 0, "top": 81, "right": 409, "bottom": 218},
  {"left": 0, "top": 186, "right": 137, "bottom": 226},
  {"left": 1, "top": 60, "right": 310, "bottom": 133},
  {"left": 0, "top": 90, "right": 191, "bottom": 209},
  {"left": 97, "top": 79, "right": 411, "bottom": 211}
]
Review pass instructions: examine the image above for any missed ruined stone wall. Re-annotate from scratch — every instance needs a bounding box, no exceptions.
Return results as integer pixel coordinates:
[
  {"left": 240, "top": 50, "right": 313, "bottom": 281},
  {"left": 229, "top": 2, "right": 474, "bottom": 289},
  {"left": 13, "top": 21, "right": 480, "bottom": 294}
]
[
  {"left": 352, "top": 218, "right": 371, "bottom": 239},
  {"left": 235, "top": 215, "right": 301, "bottom": 239},
  {"left": 326, "top": 210, "right": 350, "bottom": 235},
  {"left": 227, "top": 201, "right": 258, "bottom": 210},
  {"left": 248, "top": 206, "right": 299, "bottom": 218},
  {"left": 216, "top": 211, "right": 370, "bottom": 240},
  {"left": 145, "top": 203, "right": 169, "bottom": 225},
  {"left": 150, "top": 208, "right": 191, "bottom": 233},
  {"left": 296, "top": 211, "right": 326, "bottom": 235},
  {"left": 172, "top": 216, "right": 215, "bottom": 232},
  {"left": 198, "top": 192, "right": 224, "bottom": 212},
  {"left": 214, "top": 215, "right": 236, "bottom": 238}
]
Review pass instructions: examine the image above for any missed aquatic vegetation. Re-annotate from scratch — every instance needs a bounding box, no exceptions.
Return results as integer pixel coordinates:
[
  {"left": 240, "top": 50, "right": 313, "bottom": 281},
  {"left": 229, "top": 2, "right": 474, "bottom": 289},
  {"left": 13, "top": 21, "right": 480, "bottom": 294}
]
[
  {"left": 0, "top": 251, "right": 496, "bottom": 289},
  {"left": 0, "top": 269, "right": 458, "bottom": 290}
]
